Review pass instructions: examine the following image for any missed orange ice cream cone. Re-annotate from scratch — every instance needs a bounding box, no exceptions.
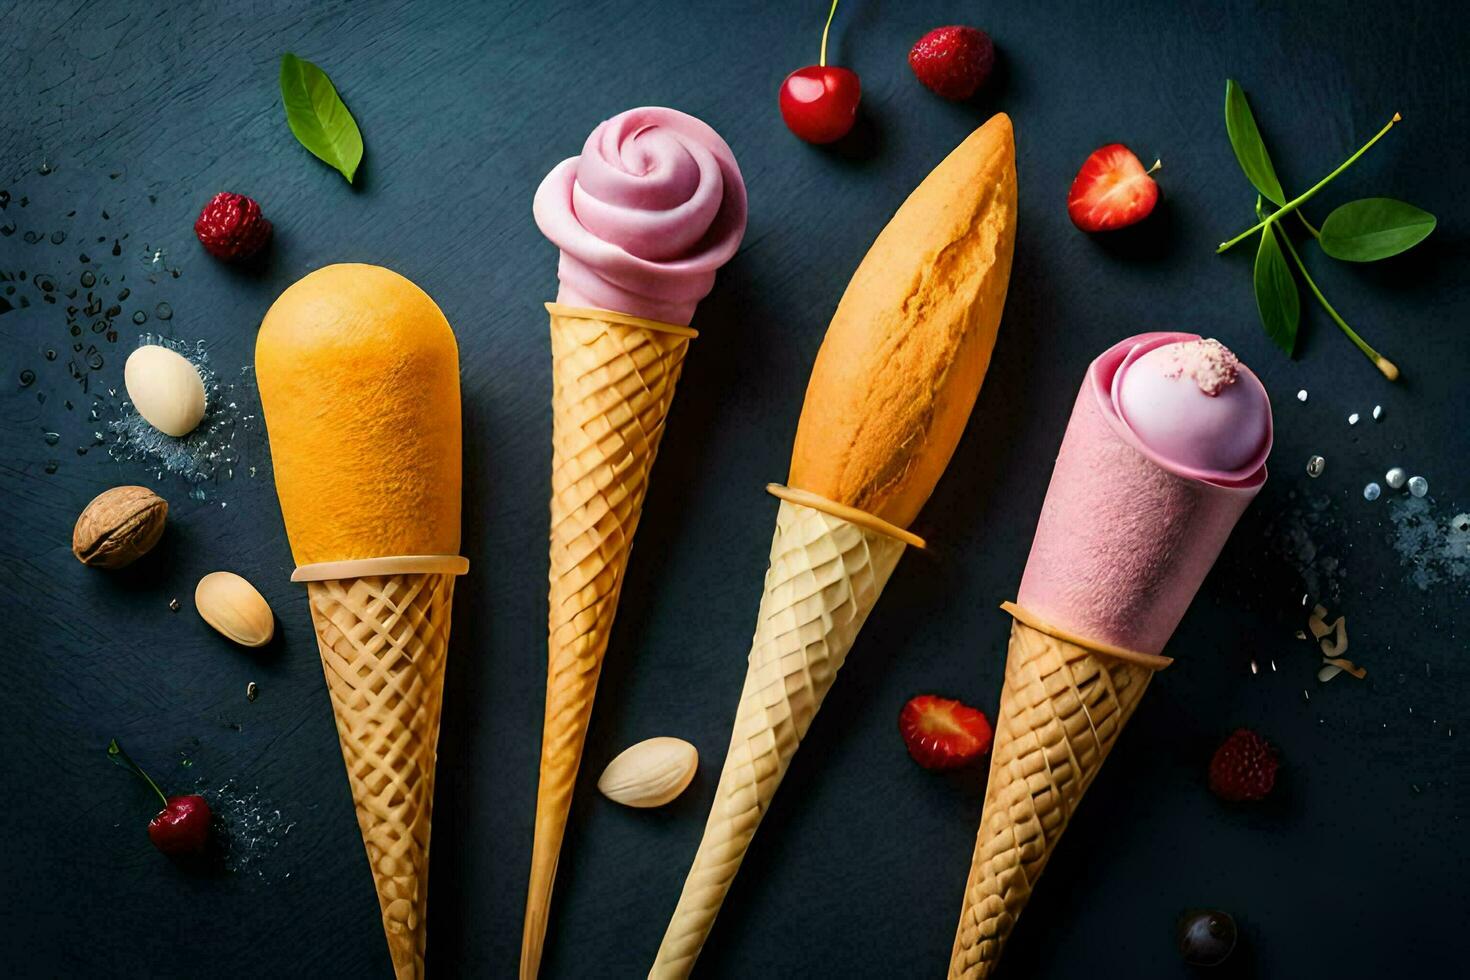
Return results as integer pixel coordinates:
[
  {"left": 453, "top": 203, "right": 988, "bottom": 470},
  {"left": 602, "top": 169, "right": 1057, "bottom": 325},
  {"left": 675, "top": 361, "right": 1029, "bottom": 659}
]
[
  {"left": 257, "top": 264, "right": 467, "bottom": 979},
  {"left": 652, "top": 114, "right": 1018, "bottom": 977}
]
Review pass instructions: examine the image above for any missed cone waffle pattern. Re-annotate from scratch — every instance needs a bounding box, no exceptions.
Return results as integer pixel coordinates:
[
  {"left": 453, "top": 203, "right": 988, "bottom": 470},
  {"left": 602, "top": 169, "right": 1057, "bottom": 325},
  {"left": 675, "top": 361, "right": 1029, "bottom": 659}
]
[
  {"left": 651, "top": 499, "right": 907, "bottom": 978},
  {"left": 307, "top": 572, "right": 456, "bottom": 980},
  {"left": 948, "top": 617, "right": 1153, "bottom": 979},
  {"left": 522, "top": 312, "right": 690, "bottom": 978}
]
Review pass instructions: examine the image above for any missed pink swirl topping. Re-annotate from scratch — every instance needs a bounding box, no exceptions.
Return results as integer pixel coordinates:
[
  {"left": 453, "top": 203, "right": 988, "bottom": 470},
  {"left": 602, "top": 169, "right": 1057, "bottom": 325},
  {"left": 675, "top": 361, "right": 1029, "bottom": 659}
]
[{"left": 533, "top": 107, "right": 748, "bottom": 326}]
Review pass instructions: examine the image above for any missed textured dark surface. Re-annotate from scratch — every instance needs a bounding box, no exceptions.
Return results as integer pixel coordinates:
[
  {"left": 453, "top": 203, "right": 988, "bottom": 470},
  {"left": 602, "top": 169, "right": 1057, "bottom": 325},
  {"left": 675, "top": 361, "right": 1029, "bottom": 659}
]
[{"left": 2, "top": 1, "right": 1466, "bottom": 977}]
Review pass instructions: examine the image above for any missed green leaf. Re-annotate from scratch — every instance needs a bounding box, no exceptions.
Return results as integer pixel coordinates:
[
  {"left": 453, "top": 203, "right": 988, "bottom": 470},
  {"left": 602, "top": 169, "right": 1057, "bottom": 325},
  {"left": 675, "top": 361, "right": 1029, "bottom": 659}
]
[
  {"left": 1318, "top": 197, "right": 1436, "bottom": 262},
  {"left": 280, "top": 53, "right": 363, "bottom": 183},
  {"left": 1225, "top": 80, "right": 1287, "bottom": 207},
  {"left": 1253, "top": 226, "right": 1299, "bottom": 354}
]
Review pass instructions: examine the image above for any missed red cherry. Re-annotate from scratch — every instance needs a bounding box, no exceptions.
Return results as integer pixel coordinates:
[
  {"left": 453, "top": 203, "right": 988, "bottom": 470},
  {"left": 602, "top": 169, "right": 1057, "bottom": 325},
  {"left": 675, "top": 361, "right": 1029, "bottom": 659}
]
[
  {"left": 148, "top": 794, "right": 213, "bottom": 855},
  {"left": 780, "top": 66, "right": 861, "bottom": 143},
  {"left": 109, "top": 739, "right": 213, "bottom": 857},
  {"left": 779, "top": 1, "right": 861, "bottom": 144}
]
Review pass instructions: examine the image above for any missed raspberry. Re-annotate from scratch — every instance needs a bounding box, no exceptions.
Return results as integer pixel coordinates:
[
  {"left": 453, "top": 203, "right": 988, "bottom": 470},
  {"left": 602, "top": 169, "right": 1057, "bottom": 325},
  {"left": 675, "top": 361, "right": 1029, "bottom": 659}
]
[
  {"left": 1208, "top": 728, "right": 1279, "bottom": 802},
  {"left": 194, "top": 192, "right": 272, "bottom": 262}
]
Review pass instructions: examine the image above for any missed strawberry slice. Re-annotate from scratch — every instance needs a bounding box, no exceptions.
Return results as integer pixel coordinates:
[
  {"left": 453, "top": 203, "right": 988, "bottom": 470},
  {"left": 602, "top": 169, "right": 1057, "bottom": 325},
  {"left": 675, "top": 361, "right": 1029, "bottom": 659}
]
[
  {"left": 898, "top": 695, "right": 993, "bottom": 770},
  {"left": 1067, "top": 143, "right": 1161, "bottom": 232}
]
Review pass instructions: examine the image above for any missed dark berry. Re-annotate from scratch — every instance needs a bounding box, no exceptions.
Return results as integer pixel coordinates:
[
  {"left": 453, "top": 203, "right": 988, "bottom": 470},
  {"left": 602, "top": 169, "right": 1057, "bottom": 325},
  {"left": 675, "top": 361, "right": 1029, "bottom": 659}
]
[
  {"left": 1177, "top": 909, "right": 1238, "bottom": 966},
  {"left": 1208, "top": 728, "right": 1279, "bottom": 802}
]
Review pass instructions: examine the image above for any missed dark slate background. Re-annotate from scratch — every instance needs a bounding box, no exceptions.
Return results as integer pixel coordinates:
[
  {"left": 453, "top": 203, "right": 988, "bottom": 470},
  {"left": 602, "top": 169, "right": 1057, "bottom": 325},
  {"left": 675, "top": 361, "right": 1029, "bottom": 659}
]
[{"left": 2, "top": 1, "right": 1466, "bottom": 976}]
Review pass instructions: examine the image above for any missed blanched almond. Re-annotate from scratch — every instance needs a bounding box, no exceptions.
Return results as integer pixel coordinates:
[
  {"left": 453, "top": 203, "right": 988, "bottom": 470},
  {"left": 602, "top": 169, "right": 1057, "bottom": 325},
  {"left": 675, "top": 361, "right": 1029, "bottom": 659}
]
[
  {"left": 597, "top": 736, "right": 698, "bottom": 808},
  {"left": 195, "top": 571, "right": 274, "bottom": 648},
  {"left": 125, "top": 345, "right": 206, "bottom": 437}
]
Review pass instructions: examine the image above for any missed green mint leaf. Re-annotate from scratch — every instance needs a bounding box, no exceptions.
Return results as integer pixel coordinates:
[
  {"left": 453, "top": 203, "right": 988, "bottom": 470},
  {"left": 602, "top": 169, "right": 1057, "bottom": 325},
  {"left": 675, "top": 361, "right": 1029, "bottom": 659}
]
[
  {"left": 1225, "top": 80, "right": 1287, "bottom": 207},
  {"left": 1318, "top": 197, "right": 1436, "bottom": 262},
  {"left": 280, "top": 53, "right": 363, "bottom": 184},
  {"left": 1253, "top": 226, "right": 1299, "bottom": 354}
]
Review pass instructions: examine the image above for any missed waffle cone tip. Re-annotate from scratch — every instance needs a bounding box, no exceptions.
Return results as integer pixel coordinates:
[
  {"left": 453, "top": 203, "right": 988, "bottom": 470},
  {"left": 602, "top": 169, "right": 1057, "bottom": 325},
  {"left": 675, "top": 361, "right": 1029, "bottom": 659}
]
[
  {"left": 526, "top": 304, "right": 693, "bottom": 975},
  {"left": 307, "top": 572, "right": 455, "bottom": 980},
  {"left": 653, "top": 500, "right": 908, "bottom": 976},
  {"left": 947, "top": 616, "right": 1153, "bottom": 978}
]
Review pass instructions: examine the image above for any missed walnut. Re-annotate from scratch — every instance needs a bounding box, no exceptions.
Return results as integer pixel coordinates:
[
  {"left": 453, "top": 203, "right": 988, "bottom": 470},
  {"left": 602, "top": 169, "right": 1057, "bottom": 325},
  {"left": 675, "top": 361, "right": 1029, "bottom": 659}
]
[{"left": 72, "top": 486, "right": 168, "bottom": 568}]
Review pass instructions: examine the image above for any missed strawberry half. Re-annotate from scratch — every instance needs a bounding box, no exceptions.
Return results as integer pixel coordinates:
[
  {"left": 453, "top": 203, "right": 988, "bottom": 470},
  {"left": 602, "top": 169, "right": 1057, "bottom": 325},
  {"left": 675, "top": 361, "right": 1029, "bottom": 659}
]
[
  {"left": 899, "top": 695, "right": 993, "bottom": 770},
  {"left": 1067, "top": 144, "right": 1161, "bottom": 232}
]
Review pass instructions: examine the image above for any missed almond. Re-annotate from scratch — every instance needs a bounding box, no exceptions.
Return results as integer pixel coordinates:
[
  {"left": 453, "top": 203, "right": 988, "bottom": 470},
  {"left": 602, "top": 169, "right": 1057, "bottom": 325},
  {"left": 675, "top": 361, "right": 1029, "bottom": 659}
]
[
  {"left": 597, "top": 736, "right": 699, "bottom": 808},
  {"left": 124, "top": 345, "right": 206, "bottom": 437},
  {"left": 72, "top": 486, "right": 168, "bottom": 569},
  {"left": 195, "top": 571, "right": 275, "bottom": 648}
]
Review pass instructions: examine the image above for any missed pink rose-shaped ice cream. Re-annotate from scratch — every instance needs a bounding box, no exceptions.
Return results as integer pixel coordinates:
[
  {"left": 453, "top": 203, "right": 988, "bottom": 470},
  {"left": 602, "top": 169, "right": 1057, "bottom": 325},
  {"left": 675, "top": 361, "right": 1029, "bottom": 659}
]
[
  {"left": 533, "top": 107, "right": 748, "bottom": 326},
  {"left": 1017, "top": 332, "right": 1271, "bottom": 655}
]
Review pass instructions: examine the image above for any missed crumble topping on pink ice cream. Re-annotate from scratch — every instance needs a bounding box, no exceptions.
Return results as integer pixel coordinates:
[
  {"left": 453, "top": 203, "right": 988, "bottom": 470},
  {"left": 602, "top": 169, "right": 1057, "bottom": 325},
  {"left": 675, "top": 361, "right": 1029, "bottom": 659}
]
[{"left": 1161, "top": 338, "right": 1240, "bottom": 396}]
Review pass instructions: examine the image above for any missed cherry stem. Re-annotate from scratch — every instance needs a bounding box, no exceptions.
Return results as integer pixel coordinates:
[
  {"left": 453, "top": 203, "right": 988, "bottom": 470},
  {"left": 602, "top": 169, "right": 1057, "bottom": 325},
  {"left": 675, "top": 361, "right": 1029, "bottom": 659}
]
[
  {"left": 819, "top": 0, "right": 839, "bottom": 68},
  {"left": 108, "top": 739, "right": 168, "bottom": 808}
]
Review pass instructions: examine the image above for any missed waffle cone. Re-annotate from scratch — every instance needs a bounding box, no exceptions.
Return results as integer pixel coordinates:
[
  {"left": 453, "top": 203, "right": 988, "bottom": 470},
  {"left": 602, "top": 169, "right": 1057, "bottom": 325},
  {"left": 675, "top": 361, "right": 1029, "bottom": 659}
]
[
  {"left": 650, "top": 498, "right": 907, "bottom": 978},
  {"left": 521, "top": 306, "right": 692, "bottom": 979},
  {"left": 306, "top": 572, "right": 456, "bottom": 980},
  {"left": 947, "top": 616, "right": 1153, "bottom": 979}
]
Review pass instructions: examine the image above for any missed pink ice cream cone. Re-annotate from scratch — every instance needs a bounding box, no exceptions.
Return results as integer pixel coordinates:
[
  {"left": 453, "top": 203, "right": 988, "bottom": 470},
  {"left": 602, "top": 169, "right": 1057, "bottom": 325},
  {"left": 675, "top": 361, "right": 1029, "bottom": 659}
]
[
  {"left": 1018, "top": 331, "right": 1271, "bottom": 655},
  {"left": 532, "top": 106, "right": 747, "bottom": 325},
  {"left": 948, "top": 332, "right": 1272, "bottom": 979},
  {"left": 522, "top": 107, "right": 746, "bottom": 979}
]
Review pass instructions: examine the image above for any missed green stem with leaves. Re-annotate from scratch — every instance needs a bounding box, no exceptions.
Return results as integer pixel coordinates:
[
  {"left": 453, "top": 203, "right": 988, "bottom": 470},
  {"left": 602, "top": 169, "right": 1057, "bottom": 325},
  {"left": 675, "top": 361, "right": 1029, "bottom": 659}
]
[
  {"left": 1273, "top": 224, "right": 1399, "bottom": 380},
  {"left": 108, "top": 739, "right": 169, "bottom": 808},
  {"left": 1218, "top": 112, "right": 1401, "bottom": 252}
]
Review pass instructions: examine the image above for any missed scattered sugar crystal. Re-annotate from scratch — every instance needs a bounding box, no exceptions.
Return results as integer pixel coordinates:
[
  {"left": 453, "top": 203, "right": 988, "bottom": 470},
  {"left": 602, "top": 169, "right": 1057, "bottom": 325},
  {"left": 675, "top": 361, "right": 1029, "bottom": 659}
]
[
  {"left": 1348, "top": 413, "right": 1360, "bottom": 425},
  {"left": 1372, "top": 405, "right": 1383, "bottom": 420},
  {"left": 1297, "top": 389, "right": 1309, "bottom": 402},
  {"left": 1306, "top": 455, "right": 1325, "bottom": 478},
  {"left": 1363, "top": 482, "right": 1382, "bottom": 501},
  {"left": 1388, "top": 496, "right": 1470, "bottom": 591}
]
